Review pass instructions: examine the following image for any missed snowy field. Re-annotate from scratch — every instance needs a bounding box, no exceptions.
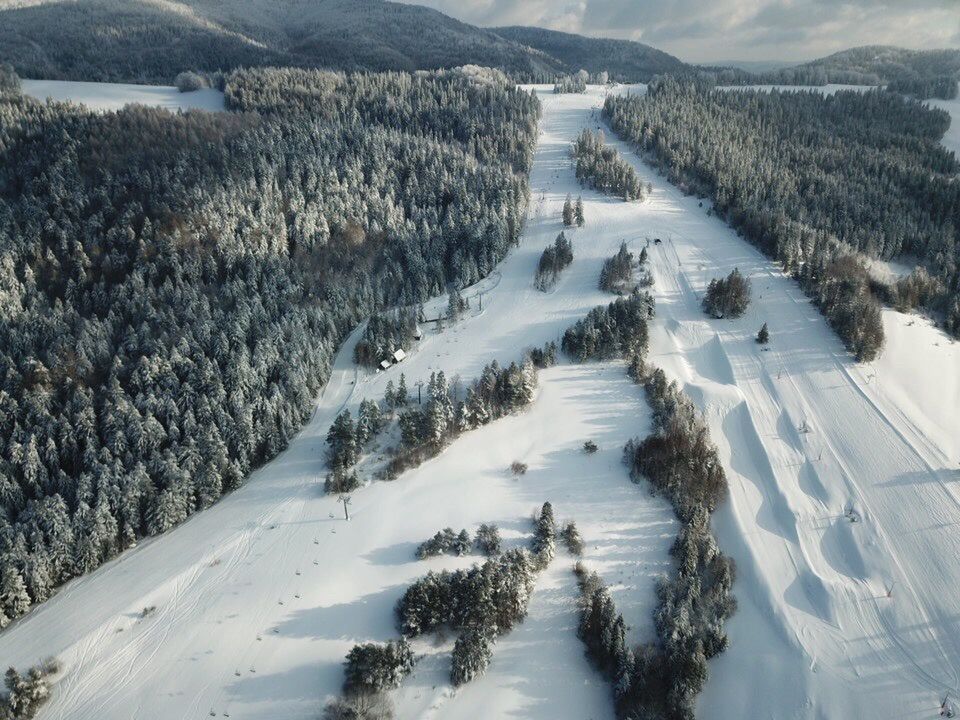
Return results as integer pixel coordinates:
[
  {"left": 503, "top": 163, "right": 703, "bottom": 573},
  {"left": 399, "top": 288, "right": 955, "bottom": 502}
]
[
  {"left": 21, "top": 79, "right": 225, "bottom": 112},
  {"left": 4, "top": 84, "right": 960, "bottom": 720}
]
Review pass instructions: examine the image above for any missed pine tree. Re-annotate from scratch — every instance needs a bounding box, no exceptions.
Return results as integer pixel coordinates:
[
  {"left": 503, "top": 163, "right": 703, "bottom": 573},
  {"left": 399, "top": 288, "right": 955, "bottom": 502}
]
[
  {"left": 396, "top": 374, "right": 409, "bottom": 406},
  {"left": 451, "top": 627, "right": 493, "bottom": 686},
  {"left": 562, "top": 195, "right": 574, "bottom": 226},
  {"left": 575, "top": 196, "right": 585, "bottom": 227},
  {"left": 326, "top": 410, "right": 358, "bottom": 470},
  {"left": 0, "top": 565, "right": 30, "bottom": 619},
  {"left": 756, "top": 322, "right": 769, "bottom": 344}
]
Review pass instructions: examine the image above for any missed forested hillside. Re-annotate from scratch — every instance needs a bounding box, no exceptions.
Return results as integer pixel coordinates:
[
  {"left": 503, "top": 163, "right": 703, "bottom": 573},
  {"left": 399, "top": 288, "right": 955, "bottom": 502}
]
[
  {"left": 493, "top": 26, "right": 687, "bottom": 82},
  {"left": 605, "top": 80, "right": 960, "bottom": 354},
  {"left": 0, "top": 65, "right": 539, "bottom": 626},
  {"left": 0, "top": 0, "right": 564, "bottom": 84},
  {"left": 717, "top": 46, "right": 960, "bottom": 99}
]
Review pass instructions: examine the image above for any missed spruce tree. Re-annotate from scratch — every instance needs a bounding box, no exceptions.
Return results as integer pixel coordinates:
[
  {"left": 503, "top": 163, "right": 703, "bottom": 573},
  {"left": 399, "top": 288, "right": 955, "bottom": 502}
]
[
  {"left": 575, "top": 196, "right": 585, "bottom": 227},
  {"left": 562, "top": 195, "right": 575, "bottom": 226}
]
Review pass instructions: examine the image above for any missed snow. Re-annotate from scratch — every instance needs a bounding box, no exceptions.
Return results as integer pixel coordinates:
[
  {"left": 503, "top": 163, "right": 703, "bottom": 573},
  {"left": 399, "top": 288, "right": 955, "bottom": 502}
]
[
  {"left": 4, "top": 84, "right": 960, "bottom": 720},
  {"left": 20, "top": 79, "right": 225, "bottom": 113}
]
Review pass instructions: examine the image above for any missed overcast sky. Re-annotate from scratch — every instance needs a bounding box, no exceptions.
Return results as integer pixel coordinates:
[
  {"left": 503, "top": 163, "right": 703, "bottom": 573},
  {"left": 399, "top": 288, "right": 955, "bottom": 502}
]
[{"left": 398, "top": 0, "right": 960, "bottom": 63}]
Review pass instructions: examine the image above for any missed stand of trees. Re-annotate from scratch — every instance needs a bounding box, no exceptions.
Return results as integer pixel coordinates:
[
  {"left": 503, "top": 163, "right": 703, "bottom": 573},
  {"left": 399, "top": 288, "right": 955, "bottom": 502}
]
[
  {"left": 396, "top": 503, "right": 555, "bottom": 686},
  {"left": 599, "top": 242, "right": 635, "bottom": 294},
  {"left": 605, "top": 79, "right": 960, "bottom": 352},
  {"left": 535, "top": 232, "right": 574, "bottom": 291},
  {"left": 554, "top": 72, "right": 588, "bottom": 94},
  {"left": 0, "top": 67, "right": 540, "bottom": 626},
  {"left": 561, "top": 295, "right": 734, "bottom": 720},
  {"left": 572, "top": 130, "right": 646, "bottom": 201},
  {"left": 416, "top": 527, "right": 472, "bottom": 559},
  {"left": 561, "top": 292, "right": 654, "bottom": 362},
  {"left": 0, "top": 658, "right": 58, "bottom": 720},
  {"left": 702, "top": 268, "right": 751, "bottom": 319},
  {"left": 354, "top": 308, "right": 420, "bottom": 368}
]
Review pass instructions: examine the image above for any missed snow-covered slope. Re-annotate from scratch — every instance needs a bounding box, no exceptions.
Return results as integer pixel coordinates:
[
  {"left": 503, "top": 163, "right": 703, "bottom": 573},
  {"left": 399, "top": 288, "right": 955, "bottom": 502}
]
[
  {"left": 21, "top": 79, "right": 225, "bottom": 112},
  {"left": 4, "top": 84, "right": 959, "bottom": 720}
]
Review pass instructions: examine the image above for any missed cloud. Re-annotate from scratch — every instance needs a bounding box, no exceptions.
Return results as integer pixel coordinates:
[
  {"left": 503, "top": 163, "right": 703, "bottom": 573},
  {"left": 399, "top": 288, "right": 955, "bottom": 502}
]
[{"left": 397, "top": 0, "right": 960, "bottom": 62}]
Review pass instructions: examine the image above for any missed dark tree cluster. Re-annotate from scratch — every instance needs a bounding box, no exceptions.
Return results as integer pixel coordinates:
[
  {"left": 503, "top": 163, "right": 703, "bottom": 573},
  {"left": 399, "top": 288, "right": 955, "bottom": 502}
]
[
  {"left": 887, "top": 76, "right": 959, "bottom": 100},
  {"left": 474, "top": 523, "right": 502, "bottom": 556},
  {"left": 343, "top": 639, "right": 415, "bottom": 696},
  {"left": 395, "top": 548, "right": 537, "bottom": 681},
  {"left": 527, "top": 341, "right": 559, "bottom": 370},
  {"left": 575, "top": 548, "right": 734, "bottom": 720},
  {"left": 605, "top": 79, "right": 960, "bottom": 351},
  {"left": 572, "top": 129, "right": 645, "bottom": 201},
  {"left": 416, "top": 527, "right": 472, "bottom": 560},
  {"left": 624, "top": 368, "right": 727, "bottom": 519},
  {"left": 324, "top": 398, "right": 384, "bottom": 493},
  {"left": 599, "top": 242, "right": 636, "bottom": 294},
  {"left": 354, "top": 308, "right": 420, "bottom": 368},
  {"left": 396, "top": 506, "right": 557, "bottom": 687},
  {"left": 0, "top": 67, "right": 539, "bottom": 625},
  {"left": 561, "top": 292, "right": 654, "bottom": 362},
  {"left": 534, "top": 232, "right": 574, "bottom": 291},
  {"left": 0, "top": 65, "right": 18, "bottom": 97},
  {"left": 562, "top": 195, "right": 585, "bottom": 227},
  {"left": 326, "top": 638, "right": 414, "bottom": 720},
  {"left": 807, "top": 256, "right": 885, "bottom": 360},
  {"left": 0, "top": 658, "right": 58, "bottom": 720},
  {"left": 702, "top": 268, "right": 751, "bottom": 319}
]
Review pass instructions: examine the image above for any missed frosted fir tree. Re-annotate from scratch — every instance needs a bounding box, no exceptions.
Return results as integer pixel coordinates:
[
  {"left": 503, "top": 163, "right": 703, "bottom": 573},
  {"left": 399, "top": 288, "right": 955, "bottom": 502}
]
[
  {"left": 425, "top": 372, "right": 455, "bottom": 445},
  {"left": 396, "top": 373, "right": 409, "bottom": 407},
  {"left": 356, "top": 399, "right": 383, "bottom": 446},
  {"left": 475, "top": 523, "right": 501, "bottom": 556},
  {"left": 451, "top": 628, "right": 493, "bottom": 686},
  {"left": 531, "top": 502, "right": 556, "bottom": 564},
  {"left": 575, "top": 196, "right": 585, "bottom": 227},
  {"left": 326, "top": 409, "right": 358, "bottom": 470},
  {"left": 756, "top": 322, "right": 770, "bottom": 345},
  {"left": 562, "top": 194, "right": 575, "bottom": 226},
  {"left": 0, "top": 564, "right": 31, "bottom": 619}
]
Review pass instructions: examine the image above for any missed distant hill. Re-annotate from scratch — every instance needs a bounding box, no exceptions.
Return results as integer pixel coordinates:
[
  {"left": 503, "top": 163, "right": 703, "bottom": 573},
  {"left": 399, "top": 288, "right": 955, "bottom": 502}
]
[
  {"left": 0, "top": 0, "right": 565, "bottom": 83},
  {"left": 494, "top": 26, "right": 688, "bottom": 82},
  {"left": 737, "top": 46, "right": 960, "bottom": 98}
]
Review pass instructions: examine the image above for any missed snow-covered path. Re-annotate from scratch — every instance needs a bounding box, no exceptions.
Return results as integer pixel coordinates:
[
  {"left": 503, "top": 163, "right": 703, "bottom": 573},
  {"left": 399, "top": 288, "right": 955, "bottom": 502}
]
[{"left": 5, "top": 84, "right": 960, "bottom": 720}]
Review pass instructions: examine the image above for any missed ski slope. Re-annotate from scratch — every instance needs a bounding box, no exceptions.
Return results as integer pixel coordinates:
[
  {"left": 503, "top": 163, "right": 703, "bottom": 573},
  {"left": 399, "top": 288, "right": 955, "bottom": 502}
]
[
  {"left": 3, "top": 84, "right": 959, "bottom": 720},
  {"left": 20, "top": 79, "right": 225, "bottom": 112}
]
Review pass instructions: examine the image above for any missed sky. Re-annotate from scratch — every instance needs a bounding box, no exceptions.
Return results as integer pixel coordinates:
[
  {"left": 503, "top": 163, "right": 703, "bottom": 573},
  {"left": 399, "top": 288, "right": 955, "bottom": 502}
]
[{"left": 397, "top": 0, "right": 960, "bottom": 63}]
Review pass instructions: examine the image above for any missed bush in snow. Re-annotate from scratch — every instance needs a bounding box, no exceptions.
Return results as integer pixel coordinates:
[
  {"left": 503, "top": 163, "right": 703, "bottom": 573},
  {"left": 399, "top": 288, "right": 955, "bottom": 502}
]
[
  {"left": 535, "top": 232, "right": 574, "bottom": 291},
  {"left": 343, "top": 639, "right": 415, "bottom": 696},
  {"left": 510, "top": 461, "right": 528, "bottom": 476},
  {"left": 450, "top": 627, "right": 493, "bottom": 686},
  {"left": 702, "top": 268, "right": 751, "bottom": 319},
  {"left": 474, "top": 524, "right": 501, "bottom": 556},
  {"left": 416, "top": 528, "right": 472, "bottom": 559},
  {"left": 583, "top": 440, "right": 598, "bottom": 454}
]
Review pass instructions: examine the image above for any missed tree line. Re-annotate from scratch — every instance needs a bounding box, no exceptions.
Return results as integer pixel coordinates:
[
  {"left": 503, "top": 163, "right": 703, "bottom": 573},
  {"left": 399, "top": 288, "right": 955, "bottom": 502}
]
[
  {"left": 605, "top": 79, "right": 960, "bottom": 354},
  {"left": 562, "top": 292, "right": 735, "bottom": 720},
  {"left": 0, "top": 66, "right": 540, "bottom": 626},
  {"left": 573, "top": 129, "right": 647, "bottom": 201}
]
